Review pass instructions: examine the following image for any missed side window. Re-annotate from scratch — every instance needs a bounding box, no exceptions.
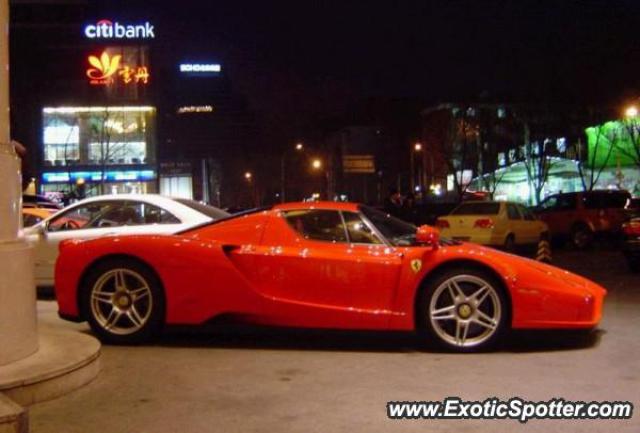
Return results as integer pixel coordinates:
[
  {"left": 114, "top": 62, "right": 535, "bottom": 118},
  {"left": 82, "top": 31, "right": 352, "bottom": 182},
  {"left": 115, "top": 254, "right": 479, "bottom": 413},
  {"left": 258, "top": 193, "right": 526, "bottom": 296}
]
[
  {"left": 127, "top": 202, "right": 181, "bottom": 225},
  {"left": 506, "top": 203, "right": 521, "bottom": 220},
  {"left": 519, "top": 205, "right": 536, "bottom": 221},
  {"left": 342, "top": 212, "right": 383, "bottom": 244},
  {"left": 539, "top": 196, "right": 557, "bottom": 211},
  {"left": 556, "top": 194, "right": 576, "bottom": 211},
  {"left": 23, "top": 214, "right": 42, "bottom": 227},
  {"left": 284, "top": 210, "right": 347, "bottom": 243},
  {"left": 48, "top": 201, "right": 116, "bottom": 232}
]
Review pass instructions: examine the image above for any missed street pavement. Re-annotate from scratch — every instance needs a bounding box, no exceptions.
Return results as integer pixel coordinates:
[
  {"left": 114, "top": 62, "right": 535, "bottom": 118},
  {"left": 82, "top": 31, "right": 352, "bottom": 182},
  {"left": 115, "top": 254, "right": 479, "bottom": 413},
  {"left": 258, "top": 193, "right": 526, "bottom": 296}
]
[{"left": 30, "top": 248, "right": 639, "bottom": 433}]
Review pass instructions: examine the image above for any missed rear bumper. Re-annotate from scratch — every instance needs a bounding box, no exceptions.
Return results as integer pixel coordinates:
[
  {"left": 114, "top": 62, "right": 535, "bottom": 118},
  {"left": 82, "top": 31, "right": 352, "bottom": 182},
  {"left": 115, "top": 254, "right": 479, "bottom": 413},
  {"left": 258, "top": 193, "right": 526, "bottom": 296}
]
[
  {"left": 440, "top": 230, "right": 503, "bottom": 246},
  {"left": 622, "top": 239, "right": 640, "bottom": 258}
]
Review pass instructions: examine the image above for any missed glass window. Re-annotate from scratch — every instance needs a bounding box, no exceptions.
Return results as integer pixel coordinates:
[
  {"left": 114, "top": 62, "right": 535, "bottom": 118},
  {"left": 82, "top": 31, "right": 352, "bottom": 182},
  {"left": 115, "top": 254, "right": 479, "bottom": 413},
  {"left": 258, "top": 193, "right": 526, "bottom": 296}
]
[
  {"left": 284, "top": 210, "right": 347, "bottom": 243},
  {"left": 583, "top": 191, "right": 630, "bottom": 209},
  {"left": 42, "top": 106, "right": 156, "bottom": 167},
  {"left": 556, "top": 194, "right": 577, "bottom": 211},
  {"left": 450, "top": 202, "right": 500, "bottom": 215},
  {"left": 23, "top": 214, "right": 44, "bottom": 227},
  {"left": 48, "top": 201, "right": 117, "bottom": 231},
  {"left": 518, "top": 205, "right": 536, "bottom": 221},
  {"left": 342, "top": 212, "right": 383, "bottom": 244},
  {"left": 124, "top": 202, "right": 181, "bottom": 225},
  {"left": 360, "top": 206, "right": 416, "bottom": 246},
  {"left": 539, "top": 196, "right": 557, "bottom": 210},
  {"left": 507, "top": 203, "right": 521, "bottom": 220}
]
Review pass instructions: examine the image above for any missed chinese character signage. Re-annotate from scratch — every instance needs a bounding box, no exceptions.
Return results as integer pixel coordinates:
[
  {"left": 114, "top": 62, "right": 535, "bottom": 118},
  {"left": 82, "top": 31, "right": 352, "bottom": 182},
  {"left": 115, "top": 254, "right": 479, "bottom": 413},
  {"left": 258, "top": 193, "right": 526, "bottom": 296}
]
[{"left": 86, "top": 51, "right": 150, "bottom": 86}]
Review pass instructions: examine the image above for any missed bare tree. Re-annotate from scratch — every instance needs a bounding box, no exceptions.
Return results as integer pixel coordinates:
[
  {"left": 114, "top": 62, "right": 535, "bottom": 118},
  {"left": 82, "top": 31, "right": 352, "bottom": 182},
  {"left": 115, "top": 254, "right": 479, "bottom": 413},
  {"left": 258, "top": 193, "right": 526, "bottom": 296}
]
[
  {"left": 91, "top": 109, "right": 128, "bottom": 194},
  {"left": 578, "top": 123, "right": 616, "bottom": 191},
  {"left": 442, "top": 110, "right": 479, "bottom": 202},
  {"left": 521, "top": 123, "right": 556, "bottom": 205},
  {"left": 617, "top": 117, "right": 640, "bottom": 169}
]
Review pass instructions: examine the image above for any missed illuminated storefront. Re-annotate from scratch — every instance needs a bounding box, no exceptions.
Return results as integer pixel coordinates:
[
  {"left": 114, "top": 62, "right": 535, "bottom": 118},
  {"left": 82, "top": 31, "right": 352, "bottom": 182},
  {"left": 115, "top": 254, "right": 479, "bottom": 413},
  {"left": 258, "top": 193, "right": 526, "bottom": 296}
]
[
  {"left": 41, "top": 105, "right": 157, "bottom": 195},
  {"left": 35, "top": 16, "right": 158, "bottom": 198},
  {"left": 467, "top": 120, "right": 640, "bottom": 204}
]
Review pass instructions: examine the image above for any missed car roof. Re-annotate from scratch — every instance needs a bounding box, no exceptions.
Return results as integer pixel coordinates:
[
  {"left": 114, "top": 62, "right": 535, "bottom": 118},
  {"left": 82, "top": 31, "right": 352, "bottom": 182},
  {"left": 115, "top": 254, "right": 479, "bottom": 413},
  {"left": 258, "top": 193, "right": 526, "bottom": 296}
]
[
  {"left": 36, "top": 194, "right": 214, "bottom": 226},
  {"left": 273, "top": 201, "right": 360, "bottom": 212}
]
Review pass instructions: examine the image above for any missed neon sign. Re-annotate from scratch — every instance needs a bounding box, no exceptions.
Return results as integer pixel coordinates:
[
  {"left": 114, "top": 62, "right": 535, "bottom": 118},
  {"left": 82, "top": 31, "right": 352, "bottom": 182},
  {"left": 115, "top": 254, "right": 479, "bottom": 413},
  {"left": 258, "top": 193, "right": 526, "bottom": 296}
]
[
  {"left": 42, "top": 170, "right": 156, "bottom": 184},
  {"left": 179, "top": 63, "right": 221, "bottom": 73},
  {"left": 84, "top": 19, "right": 155, "bottom": 39},
  {"left": 86, "top": 52, "right": 150, "bottom": 86},
  {"left": 177, "top": 105, "right": 213, "bottom": 114}
]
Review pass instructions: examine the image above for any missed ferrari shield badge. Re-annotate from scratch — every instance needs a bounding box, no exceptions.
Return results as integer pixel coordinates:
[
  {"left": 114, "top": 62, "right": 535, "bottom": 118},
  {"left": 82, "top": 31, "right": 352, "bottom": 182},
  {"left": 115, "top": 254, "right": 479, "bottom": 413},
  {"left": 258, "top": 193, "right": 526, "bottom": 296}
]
[{"left": 410, "top": 259, "right": 422, "bottom": 273}]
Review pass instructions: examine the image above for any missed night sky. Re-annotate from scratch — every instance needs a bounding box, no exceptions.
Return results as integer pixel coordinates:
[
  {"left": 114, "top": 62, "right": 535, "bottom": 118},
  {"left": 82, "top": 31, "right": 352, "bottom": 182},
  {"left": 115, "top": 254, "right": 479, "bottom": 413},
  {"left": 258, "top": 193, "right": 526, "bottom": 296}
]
[{"left": 96, "top": 0, "right": 640, "bottom": 135}]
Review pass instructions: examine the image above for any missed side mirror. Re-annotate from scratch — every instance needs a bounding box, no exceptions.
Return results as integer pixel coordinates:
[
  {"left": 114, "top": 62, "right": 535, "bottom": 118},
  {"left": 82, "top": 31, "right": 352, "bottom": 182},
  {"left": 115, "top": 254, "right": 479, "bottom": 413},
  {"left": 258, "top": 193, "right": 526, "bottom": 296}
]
[{"left": 416, "top": 224, "right": 439, "bottom": 249}]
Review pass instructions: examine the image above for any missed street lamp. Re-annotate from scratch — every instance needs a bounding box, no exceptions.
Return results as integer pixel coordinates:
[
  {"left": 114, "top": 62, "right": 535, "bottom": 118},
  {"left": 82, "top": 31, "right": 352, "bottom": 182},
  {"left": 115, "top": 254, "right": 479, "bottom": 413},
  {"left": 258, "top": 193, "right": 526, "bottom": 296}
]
[
  {"left": 410, "top": 142, "right": 423, "bottom": 190},
  {"left": 311, "top": 158, "right": 322, "bottom": 170},
  {"left": 281, "top": 142, "right": 305, "bottom": 203},
  {"left": 625, "top": 105, "right": 638, "bottom": 118},
  {"left": 244, "top": 171, "right": 252, "bottom": 181}
]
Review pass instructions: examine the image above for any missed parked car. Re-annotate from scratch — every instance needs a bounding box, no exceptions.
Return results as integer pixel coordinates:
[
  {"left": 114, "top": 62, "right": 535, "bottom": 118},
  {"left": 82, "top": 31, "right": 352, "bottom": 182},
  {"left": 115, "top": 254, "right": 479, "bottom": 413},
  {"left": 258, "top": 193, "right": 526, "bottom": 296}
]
[
  {"left": 54, "top": 201, "right": 605, "bottom": 352},
  {"left": 532, "top": 190, "right": 631, "bottom": 249},
  {"left": 22, "top": 194, "right": 62, "bottom": 210},
  {"left": 622, "top": 217, "right": 640, "bottom": 272},
  {"left": 435, "top": 201, "right": 548, "bottom": 251},
  {"left": 22, "top": 207, "right": 57, "bottom": 227},
  {"left": 25, "top": 194, "right": 229, "bottom": 286}
]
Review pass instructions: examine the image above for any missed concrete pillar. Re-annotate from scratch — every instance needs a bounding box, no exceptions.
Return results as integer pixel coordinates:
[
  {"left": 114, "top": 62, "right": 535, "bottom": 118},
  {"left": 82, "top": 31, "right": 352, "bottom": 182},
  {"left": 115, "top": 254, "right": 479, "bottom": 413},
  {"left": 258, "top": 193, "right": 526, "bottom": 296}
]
[{"left": 0, "top": 0, "right": 38, "bottom": 366}]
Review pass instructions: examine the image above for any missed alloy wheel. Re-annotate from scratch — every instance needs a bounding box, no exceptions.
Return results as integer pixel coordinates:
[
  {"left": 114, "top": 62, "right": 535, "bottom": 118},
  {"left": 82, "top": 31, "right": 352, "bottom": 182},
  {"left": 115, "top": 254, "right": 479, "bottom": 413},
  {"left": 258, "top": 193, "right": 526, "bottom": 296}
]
[
  {"left": 428, "top": 275, "right": 502, "bottom": 348},
  {"left": 90, "top": 268, "right": 153, "bottom": 336}
]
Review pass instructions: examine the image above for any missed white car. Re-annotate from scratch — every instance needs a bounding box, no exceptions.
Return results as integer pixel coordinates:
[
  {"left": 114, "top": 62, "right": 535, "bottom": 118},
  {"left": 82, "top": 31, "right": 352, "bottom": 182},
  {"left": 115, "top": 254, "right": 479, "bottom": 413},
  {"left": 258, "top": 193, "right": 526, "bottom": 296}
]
[{"left": 25, "top": 194, "right": 229, "bottom": 286}]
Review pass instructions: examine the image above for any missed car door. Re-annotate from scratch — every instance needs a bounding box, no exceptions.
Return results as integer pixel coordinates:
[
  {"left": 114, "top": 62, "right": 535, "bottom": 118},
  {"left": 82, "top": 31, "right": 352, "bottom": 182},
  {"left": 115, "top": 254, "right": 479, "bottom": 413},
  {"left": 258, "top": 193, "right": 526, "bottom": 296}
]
[
  {"left": 536, "top": 195, "right": 559, "bottom": 235},
  {"left": 505, "top": 203, "right": 524, "bottom": 243},
  {"left": 32, "top": 200, "right": 125, "bottom": 286},
  {"left": 518, "top": 204, "right": 543, "bottom": 243},
  {"left": 254, "top": 209, "right": 402, "bottom": 328}
]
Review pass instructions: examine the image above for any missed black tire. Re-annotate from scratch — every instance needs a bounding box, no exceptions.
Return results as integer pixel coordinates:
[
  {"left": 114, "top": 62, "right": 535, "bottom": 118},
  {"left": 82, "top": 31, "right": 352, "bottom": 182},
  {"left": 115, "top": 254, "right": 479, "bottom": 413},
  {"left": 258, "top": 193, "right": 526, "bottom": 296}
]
[
  {"left": 627, "top": 257, "right": 640, "bottom": 273},
  {"left": 80, "top": 258, "right": 165, "bottom": 344},
  {"left": 571, "top": 223, "right": 593, "bottom": 249},
  {"left": 417, "top": 267, "right": 509, "bottom": 353},
  {"left": 504, "top": 234, "right": 516, "bottom": 252}
]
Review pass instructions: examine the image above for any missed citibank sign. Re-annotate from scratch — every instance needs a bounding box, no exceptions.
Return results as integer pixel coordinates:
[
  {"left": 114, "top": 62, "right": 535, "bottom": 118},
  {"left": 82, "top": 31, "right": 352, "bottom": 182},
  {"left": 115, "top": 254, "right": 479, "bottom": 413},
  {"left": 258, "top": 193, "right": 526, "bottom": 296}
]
[{"left": 84, "top": 19, "right": 155, "bottom": 39}]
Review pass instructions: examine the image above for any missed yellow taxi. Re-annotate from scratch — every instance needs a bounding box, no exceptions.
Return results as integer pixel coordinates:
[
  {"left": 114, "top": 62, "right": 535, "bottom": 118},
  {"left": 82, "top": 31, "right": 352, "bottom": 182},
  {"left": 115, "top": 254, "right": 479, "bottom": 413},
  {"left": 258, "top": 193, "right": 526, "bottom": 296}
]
[{"left": 435, "top": 201, "right": 548, "bottom": 251}]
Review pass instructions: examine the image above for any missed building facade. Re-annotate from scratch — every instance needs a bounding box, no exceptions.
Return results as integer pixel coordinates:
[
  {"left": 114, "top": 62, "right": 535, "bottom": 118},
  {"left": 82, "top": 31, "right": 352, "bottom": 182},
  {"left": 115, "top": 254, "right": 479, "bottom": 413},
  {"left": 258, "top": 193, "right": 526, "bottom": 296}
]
[{"left": 10, "top": 1, "right": 257, "bottom": 206}]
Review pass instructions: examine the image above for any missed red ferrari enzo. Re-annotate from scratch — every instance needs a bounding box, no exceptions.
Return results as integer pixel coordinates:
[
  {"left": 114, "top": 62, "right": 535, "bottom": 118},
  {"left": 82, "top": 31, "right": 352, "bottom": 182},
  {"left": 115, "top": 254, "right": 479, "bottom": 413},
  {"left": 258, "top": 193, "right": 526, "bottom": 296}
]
[{"left": 55, "top": 202, "right": 606, "bottom": 352}]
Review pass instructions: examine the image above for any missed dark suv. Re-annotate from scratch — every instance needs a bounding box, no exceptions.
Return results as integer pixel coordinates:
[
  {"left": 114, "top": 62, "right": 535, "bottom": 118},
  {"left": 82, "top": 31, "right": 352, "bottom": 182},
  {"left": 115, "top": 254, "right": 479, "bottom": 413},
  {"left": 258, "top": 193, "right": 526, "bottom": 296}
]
[{"left": 533, "top": 190, "right": 631, "bottom": 248}]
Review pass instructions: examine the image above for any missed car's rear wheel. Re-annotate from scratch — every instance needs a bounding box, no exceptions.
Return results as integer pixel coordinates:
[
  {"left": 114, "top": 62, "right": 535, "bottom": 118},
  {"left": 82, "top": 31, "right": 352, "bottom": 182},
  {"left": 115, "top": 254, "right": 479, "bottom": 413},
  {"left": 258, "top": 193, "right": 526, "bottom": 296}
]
[
  {"left": 571, "top": 223, "right": 593, "bottom": 249},
  {"left": 504, "top": 234, "right": 516, "bottom": 252},
  {"left": 418, "top": 269, "right": 508, "bottom": 352},
  {"left": 80, "top": 259, "right": 165, "bottom": 344}
]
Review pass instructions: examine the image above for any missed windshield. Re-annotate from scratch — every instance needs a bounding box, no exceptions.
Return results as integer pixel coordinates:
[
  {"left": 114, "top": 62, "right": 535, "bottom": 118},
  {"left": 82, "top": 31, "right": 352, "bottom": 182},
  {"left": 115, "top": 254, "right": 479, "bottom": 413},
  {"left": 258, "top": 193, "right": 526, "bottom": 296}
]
[
  {"left": 173, "top": 198, "right": 230, "bottom": 220},
  {"left": 360, "top": 206, "right": 417, "bottom": 246}
]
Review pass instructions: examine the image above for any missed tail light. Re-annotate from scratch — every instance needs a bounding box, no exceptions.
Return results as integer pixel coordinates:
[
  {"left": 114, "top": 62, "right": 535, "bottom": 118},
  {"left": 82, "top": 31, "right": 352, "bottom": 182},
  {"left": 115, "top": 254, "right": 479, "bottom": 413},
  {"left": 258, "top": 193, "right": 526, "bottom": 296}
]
[
  {"left": 474, "top": 218, "right": 494, "bottom": 229},
  {"left": 622, "top": 220, "right": 640, "bottom": 236},
  {"left": 435, "top": 219, "right": 450, "bottom": 229}
]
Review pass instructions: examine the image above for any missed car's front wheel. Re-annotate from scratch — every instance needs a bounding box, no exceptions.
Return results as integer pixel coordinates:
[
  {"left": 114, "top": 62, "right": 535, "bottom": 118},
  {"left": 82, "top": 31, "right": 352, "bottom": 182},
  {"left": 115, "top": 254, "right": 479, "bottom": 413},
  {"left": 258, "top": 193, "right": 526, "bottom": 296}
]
[
  {"left": 80, "top": 259, "right": 165, "bottom": 344},
  {"left": 418, "top": 269, "right": 508, "bottom": 352},
  {"left": 571, "top": 223, "right": 593, "bottom": 249}
]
